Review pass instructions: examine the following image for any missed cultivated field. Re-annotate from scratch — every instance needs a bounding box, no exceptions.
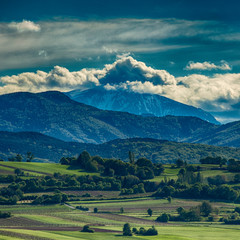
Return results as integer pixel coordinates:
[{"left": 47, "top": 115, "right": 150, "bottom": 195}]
[{"left": 0, "top": 197, "right": 240, "bottom": 240}]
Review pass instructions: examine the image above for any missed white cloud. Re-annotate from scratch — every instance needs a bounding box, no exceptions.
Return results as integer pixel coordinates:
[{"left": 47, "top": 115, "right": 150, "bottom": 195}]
[
  {"left": 185, "top": 61, "right": 231, "bottom": 71},
  {"left": 8, "top": 20, "right": 41, "bottom": 33},
  {"left": 101, "top": 56, "right": 176, "bottom": 85},
  {"left": 0, "top": 66, "right": 100, "bottom": 94},
  {"left": 1, "top": 56, "right": 240, "bottom": 115}
]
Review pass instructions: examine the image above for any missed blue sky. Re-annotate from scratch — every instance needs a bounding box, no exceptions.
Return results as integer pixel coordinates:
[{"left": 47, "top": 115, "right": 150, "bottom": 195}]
[{"left": 0, "top": 0, "right": 240, "bottom": 122}]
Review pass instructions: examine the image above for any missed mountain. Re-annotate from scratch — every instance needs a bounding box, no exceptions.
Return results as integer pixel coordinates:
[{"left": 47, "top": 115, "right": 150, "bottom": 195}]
[
  {"left": 66, "top": 87, "right": 219, "bottom": 124},
  {"left": 0, "top": 91, "right": 218, "bottom": 144},
  {"left": 0, "top": 131, "right": 86, "bottom": 162},
  {"left": 0, "top": 132, "right": 239, "bottom": 163},
  {"left": 193, "top": 120, "right": 240, "bottom": 147}
]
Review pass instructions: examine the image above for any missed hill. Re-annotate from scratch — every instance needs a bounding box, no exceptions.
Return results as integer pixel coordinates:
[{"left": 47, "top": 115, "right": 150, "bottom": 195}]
[
  {"left": 0, "top": 91, "right": 218, "bottom": 144},
  {"left": 0, "top": 131, "right": 240, "bottom": 163},
  {"left": 193, "top": 120, "right": 240, "bottom": 147},
  {"left": 0, "top": 91, "right": 239, "bottom": 147},
  {"left": 67, "top": 87, "right": 219, "bottom": 124}
]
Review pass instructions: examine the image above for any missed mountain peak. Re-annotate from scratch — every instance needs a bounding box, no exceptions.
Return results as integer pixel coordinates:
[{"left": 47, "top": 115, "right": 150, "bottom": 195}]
[{"left": 67, "top": 87, "right": 219, "bottom": 125}]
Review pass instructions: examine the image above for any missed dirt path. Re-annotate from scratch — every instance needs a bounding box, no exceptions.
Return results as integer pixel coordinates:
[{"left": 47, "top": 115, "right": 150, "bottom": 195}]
[{"left": 64, "top": 203, "right": 76, "bottom": 209}]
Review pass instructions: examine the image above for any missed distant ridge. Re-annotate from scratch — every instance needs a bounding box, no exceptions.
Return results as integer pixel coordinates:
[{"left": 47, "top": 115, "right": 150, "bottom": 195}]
[{"left": 0, "top": 131, "right": 239, "bottom": 163}]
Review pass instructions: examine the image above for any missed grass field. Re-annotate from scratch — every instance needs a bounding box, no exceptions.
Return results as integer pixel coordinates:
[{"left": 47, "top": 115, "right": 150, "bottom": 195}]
[
  {"left": 0, "top": 162, "right": 234, "bottom": 183},
  {"left": 0, "top": 196, "right": 239, "bottom": 240},
  {"left": 151, "top": 164, "right": 235, "bottom": 183},
  {"left": 0, "top": 162, "right": 240, "bottom": 239},
  {"left": 0, "top": 162, "right": 99, "bottom": 176}
]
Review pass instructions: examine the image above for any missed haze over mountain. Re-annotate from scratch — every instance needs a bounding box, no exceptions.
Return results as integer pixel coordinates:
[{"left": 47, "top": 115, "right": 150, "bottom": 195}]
[{"left": 67, "top": 87, "right": 219, "bottom": 124}]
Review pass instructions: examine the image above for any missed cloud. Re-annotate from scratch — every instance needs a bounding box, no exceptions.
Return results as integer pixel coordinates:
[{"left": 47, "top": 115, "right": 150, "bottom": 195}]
[
  {"left": 1, "top": 56, "right": 240, "bottom": 118},
  {"left": 0, "top": 66, "right": 100, "bottom": 94},
  {"left": 101, "top": 56, "right": 176, "bottom": 85},
  {"left": 185, "top": 61, "right": 231, "bottom": 71},
  {"left": 8, "top": 20, "right": 41, "bottom": 33},
  {"left": 0, "top": 18, "right": 237, "bottom": 71}
]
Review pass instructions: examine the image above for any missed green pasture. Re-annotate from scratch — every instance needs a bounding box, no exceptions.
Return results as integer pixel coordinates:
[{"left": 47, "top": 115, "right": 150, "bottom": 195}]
[
  {"left": 1, "top": 224, "right": 240, "bottom": 240},
  {"left": 0, "top": 162, "right": 99, "bottom": 176},
  {"left": 151, "top": 164, "right": 235, "bottom": 182}
]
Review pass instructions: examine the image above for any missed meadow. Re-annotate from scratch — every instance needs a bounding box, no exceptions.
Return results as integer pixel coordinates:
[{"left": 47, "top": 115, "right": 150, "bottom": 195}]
[
  {"left": 0, "top": 162, "right": 240, "bottom": 239},
  {"left": 0, "top": 198, "right": 240, "bottom": 240}
]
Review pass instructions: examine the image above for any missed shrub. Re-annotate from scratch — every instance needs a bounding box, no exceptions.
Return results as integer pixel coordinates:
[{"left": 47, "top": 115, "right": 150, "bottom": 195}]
[
  {"left": 81, "top": 225, "right": 94, "bottom": 233},
  {"left": 156, "top": 213, "right": 169, "bottom": 222},
  {"left": 123, "top": 223, "right": 132, "bottom": 236}
]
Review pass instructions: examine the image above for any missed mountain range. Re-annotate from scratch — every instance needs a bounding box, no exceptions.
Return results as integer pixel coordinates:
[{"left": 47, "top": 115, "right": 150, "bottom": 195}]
[
  {"left": 0, "top": 91, "right": 239, "bottom": 147},
  {"left": 67, "top": 87, "right": 219, "bottom": 124},
  {"left": 0, "top": 132, "right": 240, "bottom": 163}
]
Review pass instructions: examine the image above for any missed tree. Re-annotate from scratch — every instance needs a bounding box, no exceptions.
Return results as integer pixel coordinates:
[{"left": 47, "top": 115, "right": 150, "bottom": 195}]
[
  {"left": 77, "top": 150, "right": 91, "bottom": 167},
  {"left": 156, "top": 213, "right": 169, "bottom": 222},
  {"left": 14, "top": 168, "right": 22, "bottom": 176},
  {"left": 167, "top": 196, "right": 172, "bottom": 203},
  {"left": 144, "top": 226, "right": 158, "bottom": 236},
  {"left": 123, "top": 223, "right": 132, "bottom": 236},
  {"left": 136, "top": 158, "right": 153, "bottom": 168},
  {"left": 26, "top": 152, "right": 34, "bottom": 162},
  {"left": 120, "top": 207, "right": 124, "bottom": 213},
  {"left": 15, "top": 154, "right": 23, "bottom": 162},
  {"left": 81, "top": 225, "right": 94, "bottom": 233},
  {"left": 200, "top": 201, "right": 213, "bottom": 217},
  {"left": 147, "top": 208, "right": 153, "bottom": 217},
  {"left": 94, "top": 207, "right": 98, "bottom": 213},
  {"left": 234, "top": 174, "right": 240, "bottom": 183},
  {"left": 59, "top": 157, "right": 70, "bottom": 165},
  {"left": 128, "top": 151, "right": 135, "bottom": 164},
  {"left": 176, "top": 159, "right": 184, "bottom": 168}
]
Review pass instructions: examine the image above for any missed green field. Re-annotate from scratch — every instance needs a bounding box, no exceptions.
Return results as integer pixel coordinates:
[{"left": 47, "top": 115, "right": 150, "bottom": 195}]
[
  {"left": 0, "top": 162, "right": 99, "bottom": 176},
  {"left": 0, "top": 162, "right": 240, "bottom": 239},
  {"left": 0, "top": 162, "right": 235, "bottom": 183},
  {"left": 0, "top": 197, "right": 240, "bottom": 240}
]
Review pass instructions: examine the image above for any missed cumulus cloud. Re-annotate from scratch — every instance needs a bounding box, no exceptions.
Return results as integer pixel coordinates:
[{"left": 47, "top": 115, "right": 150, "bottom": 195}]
[
  {"left": 185, "top": 61, "right": 231, "bottom": 71},
  {"left": 8, "top": 20, "right": 41, "bottom": 33},
  {"left": 101, "top": 56, "right": 176, "bottom": 85},
  {"left": 1, "top": 56, "right": 240, "bottom": 117},
  {"left": 0, "top": 66, "right": 100, "bottom": 94}
]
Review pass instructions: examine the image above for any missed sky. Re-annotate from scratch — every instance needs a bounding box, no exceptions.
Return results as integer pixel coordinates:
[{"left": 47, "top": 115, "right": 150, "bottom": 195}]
[{"left": 0, "top": 0, "right": 240, "bottom": 123}]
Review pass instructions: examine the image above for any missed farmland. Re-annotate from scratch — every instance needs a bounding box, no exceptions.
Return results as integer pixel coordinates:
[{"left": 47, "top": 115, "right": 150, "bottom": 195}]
[
  {"left": 0, "top": 160, "right": 240, "bottom": 239},
  {"left": 0, "top": 198, "right": 240, "bottom": 239}
]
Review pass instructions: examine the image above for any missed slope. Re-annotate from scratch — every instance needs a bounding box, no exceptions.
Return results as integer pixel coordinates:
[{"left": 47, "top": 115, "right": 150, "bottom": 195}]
[
  {"left": 67, "top": 87, "right": 219, "bottom": 124},
  {"left": 0, "top": 91, "right": 217, "bottom": 144}
]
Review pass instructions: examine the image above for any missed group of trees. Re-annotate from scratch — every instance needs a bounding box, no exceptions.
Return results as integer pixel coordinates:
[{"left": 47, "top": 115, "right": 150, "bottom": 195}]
[
  {"left": 200, "top": 156, "right": 227, "bottom": 166},
  {"left": 0, "top": 211, "right": 11, "bottom": 218},
  {"left": 123, "top": 223, "right": 158, "bottom": 236},
  {"left": 0, "top": 170, "right": 161, "bottom": 205},
  {"left": 227, "top": 159, "right": 240, "bottom": 172},
  {"left": 8, "top": 152, "right": 34, "bottom": 162},
  {"left": 153, "top": 178, "right": 240, "bottom": 202},
  {"left": 60, "top": 151, "right": 164, "bottom": 181},
  {"left": 32, "top": 192, "right": 67, "bottom": 204},
  {"left": 223, "top": 207, "right": 240, "bottom": 224},
  {"left": 156, "top": 201, "right": 215, "bottom": 222},
  {"left": 177, "top": 166, "right": 202, "bottom": 184}
]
